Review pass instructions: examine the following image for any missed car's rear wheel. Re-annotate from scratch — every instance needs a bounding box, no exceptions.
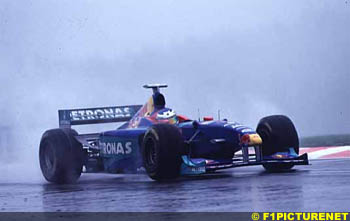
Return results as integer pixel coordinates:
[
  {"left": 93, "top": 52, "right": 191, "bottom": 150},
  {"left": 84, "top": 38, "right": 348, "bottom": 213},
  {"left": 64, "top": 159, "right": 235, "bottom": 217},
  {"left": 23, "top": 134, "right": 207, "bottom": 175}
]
[
  {"left": 142, "top": 124, "right": 183, "bottom": 180},
  {"left": 256, "top": 115, "right": 299, "bottom": 172},
  {"left": 39, "top": 128, "right": 84, "bottom": 184}
]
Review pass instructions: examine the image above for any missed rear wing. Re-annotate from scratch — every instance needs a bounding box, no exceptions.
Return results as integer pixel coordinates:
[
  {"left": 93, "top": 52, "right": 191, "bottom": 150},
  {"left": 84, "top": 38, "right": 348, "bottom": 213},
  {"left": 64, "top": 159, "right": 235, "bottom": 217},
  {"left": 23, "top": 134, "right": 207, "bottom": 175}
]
[{"left": 58, "top": 105, "right": 142, "bottom": 128}]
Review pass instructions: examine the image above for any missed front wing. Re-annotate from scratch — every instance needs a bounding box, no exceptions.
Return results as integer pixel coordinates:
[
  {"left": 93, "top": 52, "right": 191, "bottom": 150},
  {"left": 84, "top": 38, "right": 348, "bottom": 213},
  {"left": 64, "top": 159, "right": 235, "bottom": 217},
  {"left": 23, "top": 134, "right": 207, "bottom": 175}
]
[{"left": 180, "top": 153, "right": 309, "bottom": 175}]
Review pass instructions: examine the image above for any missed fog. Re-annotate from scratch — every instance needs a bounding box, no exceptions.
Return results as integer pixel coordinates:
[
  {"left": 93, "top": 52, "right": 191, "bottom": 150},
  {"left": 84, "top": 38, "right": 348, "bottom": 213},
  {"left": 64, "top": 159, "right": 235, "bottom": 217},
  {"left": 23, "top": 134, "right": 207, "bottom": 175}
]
[{"left": 0, "top": 0, "right": 349, "bottom": 178}]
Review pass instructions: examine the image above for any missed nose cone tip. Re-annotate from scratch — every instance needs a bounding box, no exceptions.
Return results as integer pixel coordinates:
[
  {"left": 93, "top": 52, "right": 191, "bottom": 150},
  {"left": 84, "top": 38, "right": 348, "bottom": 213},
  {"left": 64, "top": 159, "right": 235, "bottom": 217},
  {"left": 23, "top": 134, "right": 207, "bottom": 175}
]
[{"left": 248, "top": 134, "right": 262, "bottom": 145}]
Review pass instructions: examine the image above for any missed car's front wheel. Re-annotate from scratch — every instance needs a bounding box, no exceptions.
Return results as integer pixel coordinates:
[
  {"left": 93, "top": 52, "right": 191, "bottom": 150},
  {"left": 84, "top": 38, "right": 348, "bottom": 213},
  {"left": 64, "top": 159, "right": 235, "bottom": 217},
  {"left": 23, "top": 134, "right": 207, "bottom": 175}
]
[
  {"left": 142, "top": 124, "right": 183, "bottom": 180},
  {"left": 257, "top": 115, "right": 299, "bottom": 172}
]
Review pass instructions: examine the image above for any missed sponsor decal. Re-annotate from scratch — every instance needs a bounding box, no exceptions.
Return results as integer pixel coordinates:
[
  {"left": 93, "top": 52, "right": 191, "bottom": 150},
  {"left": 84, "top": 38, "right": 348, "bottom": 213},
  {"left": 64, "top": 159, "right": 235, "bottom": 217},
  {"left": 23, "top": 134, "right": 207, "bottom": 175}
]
[
  {"left": 241, "top": 128, "right": 254, "bottom": 133},
  {"left": 224, "top": 122, "right": 243, "bottom": 128},
  {"left": 100, "top": 141, "right": 132, "bottom": 155},
  {"left": 224, "top": 122, "right": 254, "bottom": 133},
  {"left": 70, "top": 107, "right": 132, "bottom": 121},
  {"left": 190, "top": 166, "right": 205, "bottom": 173},
  {"left": 206, "top": 164, "right": 233, "bottom": 169}
]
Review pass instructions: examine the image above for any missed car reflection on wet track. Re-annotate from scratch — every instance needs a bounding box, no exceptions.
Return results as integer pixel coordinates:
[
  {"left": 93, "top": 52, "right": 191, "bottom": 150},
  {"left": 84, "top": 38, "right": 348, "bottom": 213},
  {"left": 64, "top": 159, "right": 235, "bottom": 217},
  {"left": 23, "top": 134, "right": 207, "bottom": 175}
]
[{"left": 0, "top": 159, "right": 349, "bottom": 211}]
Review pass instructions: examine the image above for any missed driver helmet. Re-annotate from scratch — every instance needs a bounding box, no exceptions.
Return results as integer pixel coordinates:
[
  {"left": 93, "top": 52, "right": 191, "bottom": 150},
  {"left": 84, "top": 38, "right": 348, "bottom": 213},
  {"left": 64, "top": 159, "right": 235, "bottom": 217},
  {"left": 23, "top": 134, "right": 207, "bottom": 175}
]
[{"left": 156, "top": 108, "right": 179, "bottom": 124}]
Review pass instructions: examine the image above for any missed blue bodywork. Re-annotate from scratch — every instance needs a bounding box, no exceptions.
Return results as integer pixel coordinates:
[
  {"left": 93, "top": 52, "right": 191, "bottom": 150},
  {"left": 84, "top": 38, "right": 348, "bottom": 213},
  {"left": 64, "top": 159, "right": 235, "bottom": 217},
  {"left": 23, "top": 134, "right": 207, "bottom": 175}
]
[
  {"left": 93, "top": 88, "right": 263, "bottom": 175},
  {"left": 98, "top": 120, "right": 256, "bottom": 174}
]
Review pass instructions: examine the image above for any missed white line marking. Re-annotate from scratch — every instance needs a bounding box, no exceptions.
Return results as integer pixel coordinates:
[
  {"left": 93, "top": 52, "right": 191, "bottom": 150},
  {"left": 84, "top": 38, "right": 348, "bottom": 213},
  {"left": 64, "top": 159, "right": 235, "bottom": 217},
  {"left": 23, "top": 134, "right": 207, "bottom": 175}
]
[{"left": 307, "top": 146, "right": 350, "bottom": 159}]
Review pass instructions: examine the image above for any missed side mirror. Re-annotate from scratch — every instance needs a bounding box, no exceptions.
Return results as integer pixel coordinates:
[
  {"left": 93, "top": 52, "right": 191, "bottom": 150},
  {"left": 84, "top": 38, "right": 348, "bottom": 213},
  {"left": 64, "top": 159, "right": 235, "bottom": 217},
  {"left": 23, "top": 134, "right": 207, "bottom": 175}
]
[{"left": 203, "top": 116, "right": 213, "bottom": 121}]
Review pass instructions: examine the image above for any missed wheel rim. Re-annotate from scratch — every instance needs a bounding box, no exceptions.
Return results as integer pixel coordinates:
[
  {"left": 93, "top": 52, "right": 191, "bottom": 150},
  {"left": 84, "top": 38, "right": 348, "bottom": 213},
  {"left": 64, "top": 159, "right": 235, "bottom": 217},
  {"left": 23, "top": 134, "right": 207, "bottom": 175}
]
[
  {"left": 257, "top": 126, "right": 272, "bottom": 156},
  {"left": 44, "top": 144, "right": 55, "bottom": 171},
  {"left": 145, "top": 137, "right": 157, "bottom": 167}
]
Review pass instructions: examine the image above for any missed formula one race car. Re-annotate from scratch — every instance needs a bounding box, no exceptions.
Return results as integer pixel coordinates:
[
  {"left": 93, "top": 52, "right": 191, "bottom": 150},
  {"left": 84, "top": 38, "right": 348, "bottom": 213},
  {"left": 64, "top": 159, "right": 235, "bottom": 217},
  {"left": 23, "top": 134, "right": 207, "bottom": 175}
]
[{"left": 39, "top": 84, "right": 309, "bottom": 184}]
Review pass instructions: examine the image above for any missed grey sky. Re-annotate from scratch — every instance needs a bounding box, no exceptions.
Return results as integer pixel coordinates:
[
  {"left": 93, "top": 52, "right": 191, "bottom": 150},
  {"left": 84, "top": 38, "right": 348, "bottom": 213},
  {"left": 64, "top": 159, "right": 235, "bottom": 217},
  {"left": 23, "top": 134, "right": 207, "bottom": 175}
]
[{"left": 1, "top": 0, "right": 350, "bottom": 157}]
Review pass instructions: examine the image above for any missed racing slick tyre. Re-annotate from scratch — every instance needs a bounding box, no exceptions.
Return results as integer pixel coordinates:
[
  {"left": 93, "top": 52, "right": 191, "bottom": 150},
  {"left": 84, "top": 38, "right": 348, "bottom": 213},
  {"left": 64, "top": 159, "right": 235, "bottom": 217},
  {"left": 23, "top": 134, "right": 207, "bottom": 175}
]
[
  {"left": 256, "top": 115, "right": 299, "bottom": 172},
  {"left": 142, "top": 124, "right": 183, "bottom": 181},
  {"left": 39, "top": 128, "right": 84, "bottom": 184}
]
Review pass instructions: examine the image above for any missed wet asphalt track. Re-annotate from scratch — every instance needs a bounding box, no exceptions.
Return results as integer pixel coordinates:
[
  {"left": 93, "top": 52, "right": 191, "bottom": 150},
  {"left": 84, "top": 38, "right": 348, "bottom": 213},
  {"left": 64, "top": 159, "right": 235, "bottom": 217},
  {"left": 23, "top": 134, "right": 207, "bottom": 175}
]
[{"left": 0, "top": 159, "right": 349, "bottom": 212}]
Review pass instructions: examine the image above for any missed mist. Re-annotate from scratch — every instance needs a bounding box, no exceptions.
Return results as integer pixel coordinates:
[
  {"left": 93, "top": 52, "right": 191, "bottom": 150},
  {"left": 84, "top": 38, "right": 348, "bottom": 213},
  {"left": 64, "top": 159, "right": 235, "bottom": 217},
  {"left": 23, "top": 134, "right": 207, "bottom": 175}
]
[{"left": 0, "top": 0, "right": 349, "bottom": 179}]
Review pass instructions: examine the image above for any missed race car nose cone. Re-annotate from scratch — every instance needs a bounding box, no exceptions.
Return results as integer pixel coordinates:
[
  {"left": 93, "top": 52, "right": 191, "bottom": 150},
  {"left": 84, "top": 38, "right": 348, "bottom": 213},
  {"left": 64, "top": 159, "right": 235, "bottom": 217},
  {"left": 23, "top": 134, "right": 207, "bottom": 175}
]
[
  {"left": 240, "top": 133, "right": 262, "bottom": 146},
  {"left": 248, "top": 134, "right": 262, "bottom": 145}
]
